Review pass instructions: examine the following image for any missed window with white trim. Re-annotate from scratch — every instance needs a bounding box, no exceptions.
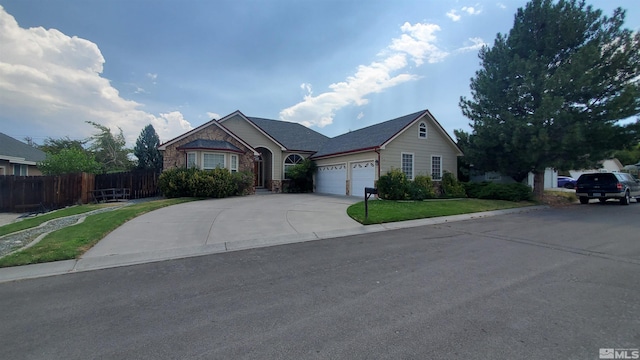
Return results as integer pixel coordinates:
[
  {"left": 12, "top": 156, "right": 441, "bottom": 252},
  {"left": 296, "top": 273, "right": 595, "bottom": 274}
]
[
  {"left": 186, "top": 152, "right": 197, "bottom": 168},
  {"left": 401, "top": 153, "right": 414, "bottom": 180},
  {"left": 431, "top": 156, "right": 442, "bottom": 180},
  {"left": 203, "top": 153, "right": 225, "bottom": 170},
  {"left": 13, "top": 164, "right": 27, "bottom": 176},
  {"left": 418, "top": 122, "right": 427, "bottom": 139},
  {"left": 230, "top": 155, "right": 238, "bottom": 172},
  {"left": 284, "top": 154, "right": 304, "bottom": 178}
]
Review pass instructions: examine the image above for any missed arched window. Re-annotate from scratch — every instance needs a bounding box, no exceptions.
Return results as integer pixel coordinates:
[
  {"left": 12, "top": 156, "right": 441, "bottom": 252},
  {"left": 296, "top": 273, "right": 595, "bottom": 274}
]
[
  {"left": 284, "top": 154, "right": 304, "bottom": 178},
  {"left": 418, "top": 122, "right": 427, "bottom": 139}
]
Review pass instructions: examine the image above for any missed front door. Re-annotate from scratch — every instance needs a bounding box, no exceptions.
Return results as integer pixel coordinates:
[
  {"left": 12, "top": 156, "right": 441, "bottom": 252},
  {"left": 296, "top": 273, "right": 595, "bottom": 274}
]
[{"left": 254, "top": 155, "right": 264, "bottom": 187}]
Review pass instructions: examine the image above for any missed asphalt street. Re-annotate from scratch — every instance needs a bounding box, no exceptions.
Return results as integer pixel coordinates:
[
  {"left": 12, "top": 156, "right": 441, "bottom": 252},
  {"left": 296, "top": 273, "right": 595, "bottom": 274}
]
[{"left": 0, "top": 202, "right": 638, "bottom": 359}]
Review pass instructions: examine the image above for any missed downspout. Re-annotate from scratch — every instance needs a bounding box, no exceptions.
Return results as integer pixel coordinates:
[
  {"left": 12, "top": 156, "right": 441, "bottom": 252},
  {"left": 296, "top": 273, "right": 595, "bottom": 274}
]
[{"left": 375, "top": 147, "right": 381, "bottom": 185}]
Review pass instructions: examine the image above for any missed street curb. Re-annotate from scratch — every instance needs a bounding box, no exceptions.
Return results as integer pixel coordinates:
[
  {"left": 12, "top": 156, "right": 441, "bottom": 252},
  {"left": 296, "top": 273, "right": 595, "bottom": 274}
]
[{"left": 0, "top": 205, "right": 547, "bottom": 283}]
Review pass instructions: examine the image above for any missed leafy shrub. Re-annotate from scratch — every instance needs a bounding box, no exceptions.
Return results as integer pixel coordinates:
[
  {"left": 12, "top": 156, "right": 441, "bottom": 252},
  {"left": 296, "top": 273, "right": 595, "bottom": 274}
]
[
  {"left": 233, "top": 171, "right": 254, "bottom": 195},
  {"left": 377, "top": 169, "right": 409, "bottom": 200},
  {"left": 440, "top": 171, "right": 466, "bottom": 198},
  {"left": 463, "top": 181, "right": 533, "bottom": 201},
  {"left": 463, "top": 181, "right": 486, "bottom": 198},
  {"left": 408, "top": 175, "right": 436, "bottom": 200},
  {"left": 159, "top": 167, "right": 242, "bottom": 198},
  {"left": 285, "top": 158, "right": 317, "bottom": 193},
  {"left": 158, "top": 168, "right": 194, "bottom": 198}
]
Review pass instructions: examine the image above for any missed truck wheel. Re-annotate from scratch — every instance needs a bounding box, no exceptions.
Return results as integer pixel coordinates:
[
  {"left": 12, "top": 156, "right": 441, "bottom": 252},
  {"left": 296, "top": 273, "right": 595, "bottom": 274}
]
[
  {"left": 579, "top": 197, "right": 589, "bottom": 204},
  {"left": 620, "top": 191, "right": 630, "bottom": 205}
]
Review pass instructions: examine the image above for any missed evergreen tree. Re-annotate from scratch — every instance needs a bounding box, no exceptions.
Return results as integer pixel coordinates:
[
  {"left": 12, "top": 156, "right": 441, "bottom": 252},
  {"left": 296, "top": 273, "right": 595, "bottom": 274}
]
[
  {"left": 458, "top": 0, "right": 640, "bottom": 199},
  {"left": 134, "top": 124, "right": 163, "bottom": 171}
]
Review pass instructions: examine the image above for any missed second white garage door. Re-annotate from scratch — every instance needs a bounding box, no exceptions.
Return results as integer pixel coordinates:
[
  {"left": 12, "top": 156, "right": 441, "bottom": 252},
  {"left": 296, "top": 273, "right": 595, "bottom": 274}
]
[
  {"left": 350, "top": 160, "right": 376, "bottom": 197},
  {"left": 315, "top": 164, "right": 347, "bottom": 195}
]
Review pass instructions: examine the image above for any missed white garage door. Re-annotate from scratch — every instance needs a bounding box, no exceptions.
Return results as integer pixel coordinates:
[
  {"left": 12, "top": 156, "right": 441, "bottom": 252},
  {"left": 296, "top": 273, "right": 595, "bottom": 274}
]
[
  {"left": 316, "top": 164, "right": 346, "bottom": 195},
  {"left": 350, "top": 161, "right": 376, "bottom": 197}
]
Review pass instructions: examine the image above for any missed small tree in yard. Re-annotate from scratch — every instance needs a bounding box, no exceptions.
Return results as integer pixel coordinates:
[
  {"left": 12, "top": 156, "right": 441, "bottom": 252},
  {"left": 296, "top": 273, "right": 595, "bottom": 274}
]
[
  {"left": 458, "top": 0, "right": 640, "bottom": 200},
  {"left": 38, "top": 148, "right": 102, "bottom": 175},
  {"left": 134, "top": 124, "right": 163, "bottom": 171},
  {"left": 285, "top": 158, "right": 316, "bottom": 192}
]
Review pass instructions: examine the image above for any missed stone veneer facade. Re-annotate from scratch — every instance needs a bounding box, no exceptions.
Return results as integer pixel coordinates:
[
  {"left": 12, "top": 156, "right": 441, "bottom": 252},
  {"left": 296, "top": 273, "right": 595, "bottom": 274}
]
[{"left": 161, "top": 124, "right": 255, "bottom": 177}]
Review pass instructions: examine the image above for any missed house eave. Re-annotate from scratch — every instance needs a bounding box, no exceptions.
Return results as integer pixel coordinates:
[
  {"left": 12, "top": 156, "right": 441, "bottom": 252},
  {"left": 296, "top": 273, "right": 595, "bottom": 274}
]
[
  {"left": 175, "top": 146, "right": 246, "bottom": 154},
  {"left": 0, "top": 155, "right": 38, "bottom": 165},
  {"left": 311, "top": 146, "right": 379, "bottom": 160}
]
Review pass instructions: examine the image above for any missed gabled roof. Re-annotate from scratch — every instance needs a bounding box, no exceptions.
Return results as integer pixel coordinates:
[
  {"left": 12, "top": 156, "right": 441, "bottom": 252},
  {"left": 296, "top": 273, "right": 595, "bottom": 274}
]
[
  {"left": 177, "top": 139, "right": 243, "bottom": 153},
  {"left": 311, "top": 109, "right": 462, "bottom": 158},
  {"left": 158, "top": 116, "right": 258, "bottom": 155},
  {"left": 247, "top": 117, "right": 329, "bottom": 152},
  {"left": 0, "top": 132, "right": 46, "bottom": 165}
]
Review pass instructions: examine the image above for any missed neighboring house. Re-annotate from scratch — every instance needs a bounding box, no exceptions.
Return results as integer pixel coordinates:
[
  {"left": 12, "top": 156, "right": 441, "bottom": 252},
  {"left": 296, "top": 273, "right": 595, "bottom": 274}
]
[
  {"left": 0, "top": 133, "right": 46, "bottom": 176},
  {"left": 159, "top": 109, "right": 463, "bottom": 196},
  {"left": 470, "top": 168, "right": 558, "bottom": 189},
  {"left": 569, "top": 158, "right": 624, "bottom": 179}
]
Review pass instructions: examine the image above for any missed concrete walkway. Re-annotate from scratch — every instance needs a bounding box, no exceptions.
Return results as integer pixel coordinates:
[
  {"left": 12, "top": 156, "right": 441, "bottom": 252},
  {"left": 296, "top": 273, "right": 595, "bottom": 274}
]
[{"left": 0, "top": 193, "right": 547, "bottom": 283}]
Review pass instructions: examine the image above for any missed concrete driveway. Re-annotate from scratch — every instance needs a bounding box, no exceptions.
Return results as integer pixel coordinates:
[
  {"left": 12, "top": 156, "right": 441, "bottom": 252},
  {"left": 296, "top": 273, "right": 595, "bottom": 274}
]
[{"left": 83, "top": 193, "right": 363, "bottom": 259}]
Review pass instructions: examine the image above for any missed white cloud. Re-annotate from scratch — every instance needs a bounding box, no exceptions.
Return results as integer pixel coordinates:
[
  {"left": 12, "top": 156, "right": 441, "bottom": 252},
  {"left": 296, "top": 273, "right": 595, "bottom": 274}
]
[
  {"left": 280, "top": 21, "right": 447, "bottom": 127},
  {"left": 357, "top": 112, "right": 364, "bottom": 120},
  {"left": 446, "top": 10, "right": 461, "bottom": 22},
  {"left": 447, "top": 5, "right": 483, "bottom": 21},
  {"left": 462, "top": 6, "right": 482, "bottom": 15},
  {"left": 497, "top": 3, "right": 507, "bottom": 10},
  {"left": 456, "top": 37, "right": 487, "bottom": 53},
  {"left": 0, "top": 6, "right": 192, "bottom": 146},
  {"left": 206, "top": 111, "right": 221, "bottom": 120},
  {"left": 146, "top": 73, "right": 157, "bottom": 81}
]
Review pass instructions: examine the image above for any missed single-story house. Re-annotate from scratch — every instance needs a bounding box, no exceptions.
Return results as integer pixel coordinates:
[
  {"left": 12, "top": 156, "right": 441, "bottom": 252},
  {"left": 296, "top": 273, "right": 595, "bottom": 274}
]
[
  {"left": 0, "top": 133, "right": 46, "bottom": 176},
  {"left": 569, "top": 158, "right": 624, "bottom": 179},
  {"left": 158, "top": 109, "right": 463, "bottom": 196},
  {"left": 471, "top": 168, "right": 558, "bottom": 189}
]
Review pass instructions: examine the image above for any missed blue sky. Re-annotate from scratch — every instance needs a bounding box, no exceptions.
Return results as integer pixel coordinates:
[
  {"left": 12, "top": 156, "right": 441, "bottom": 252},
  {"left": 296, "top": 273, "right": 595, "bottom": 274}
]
[{"left": 1, "top": 0, "right": 639, "bottom": 146}]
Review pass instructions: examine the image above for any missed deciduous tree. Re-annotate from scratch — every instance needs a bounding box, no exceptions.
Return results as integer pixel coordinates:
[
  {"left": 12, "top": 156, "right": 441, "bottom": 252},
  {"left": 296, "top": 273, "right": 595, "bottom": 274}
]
[
  {"left": 38, "top": 148, "right": 102, "bottom": 175},
  {"left": 87, "top": 121, "right": 134, "bottom": 173}
]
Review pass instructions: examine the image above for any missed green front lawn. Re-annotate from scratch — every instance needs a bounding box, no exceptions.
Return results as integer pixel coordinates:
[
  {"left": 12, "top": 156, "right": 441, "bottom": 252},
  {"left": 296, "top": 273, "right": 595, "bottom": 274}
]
[
  {"left": 0, "top": 198, "right": 196, "bottom": 267},
  {"left": 0, "top": 204, "right": 114, "bottom": 237},
  {"left": 347, "top": 198, "right": 535, "bottom": 225}
]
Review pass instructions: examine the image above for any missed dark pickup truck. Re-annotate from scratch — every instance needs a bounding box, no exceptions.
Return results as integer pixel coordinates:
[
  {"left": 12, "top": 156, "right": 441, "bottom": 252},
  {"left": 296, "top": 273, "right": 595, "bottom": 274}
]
[{"left": 576, "top": 172, "right": 640, "bottom": 205}]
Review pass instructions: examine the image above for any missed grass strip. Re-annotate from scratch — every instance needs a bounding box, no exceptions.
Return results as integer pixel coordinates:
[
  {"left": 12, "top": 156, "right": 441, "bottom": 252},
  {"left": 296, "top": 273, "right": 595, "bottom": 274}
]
[
  {"left": 0, "top": 198, "right": 196, "bottom": 267},
  {"left": 0, "top": 204, "right": 116, "bottom": 237},
  {"left": 347, "top": 198, "right": 535, "bottom": 225}
]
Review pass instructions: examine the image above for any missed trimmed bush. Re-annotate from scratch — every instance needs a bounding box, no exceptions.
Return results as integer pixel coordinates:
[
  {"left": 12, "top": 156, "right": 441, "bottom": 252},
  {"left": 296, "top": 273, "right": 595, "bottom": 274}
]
[
  {"left": 285, "top": 159, "right": 316, "bottom": 193},
  {"left": 158, "top": 168, "right": 194, "bottom": 198},
  {"left": 409, "top": 175, "right": 437, "bottom": 200},
  {"left": 233, "top": 171, "right": 254, "bottom": 196},
  {"left": 463, "top": 181, "right": 533, "bottom": 202},
  {"left": 158, "top": 167, "right": 243, "bottom": 198},
  {"left": 377, "top": 169, "right": 409, "bottom": 200},
  {"left": 440, "top": 171, "right": 466, "bottom": 198}
]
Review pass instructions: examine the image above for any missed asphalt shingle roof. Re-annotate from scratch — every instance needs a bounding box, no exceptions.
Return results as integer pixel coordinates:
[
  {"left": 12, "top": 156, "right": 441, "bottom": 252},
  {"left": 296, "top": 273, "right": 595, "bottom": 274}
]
[
  {"left": 312, "top": 110, "right": 426, "bottom": 158},
  {"left": 0, "top": 132, "right": 46, "bottom": 162},
  {"left": 177, "top": 139, "right": 243, "bottom": 152},
  {"left": 248, "top": 117, "right": 330, "bottom": 152}
]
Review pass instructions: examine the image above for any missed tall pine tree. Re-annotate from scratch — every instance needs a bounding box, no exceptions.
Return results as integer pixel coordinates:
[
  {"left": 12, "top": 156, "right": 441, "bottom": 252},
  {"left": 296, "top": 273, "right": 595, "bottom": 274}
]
[
  {"left": 459, "top": 0, "right": 640, "bottom": 199},
  {"left": 134, "top": 124, "right": 163, "bottom": 171}
]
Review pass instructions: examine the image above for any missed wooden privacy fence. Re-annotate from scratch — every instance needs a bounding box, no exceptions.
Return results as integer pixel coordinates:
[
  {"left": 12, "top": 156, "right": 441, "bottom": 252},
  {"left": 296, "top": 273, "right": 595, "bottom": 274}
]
[
  {"left": 0, "top": 170, "right": 161, "bottom": 213},
  {"left": 94, "top": 170, "right": 161, "bottom": 200}
]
